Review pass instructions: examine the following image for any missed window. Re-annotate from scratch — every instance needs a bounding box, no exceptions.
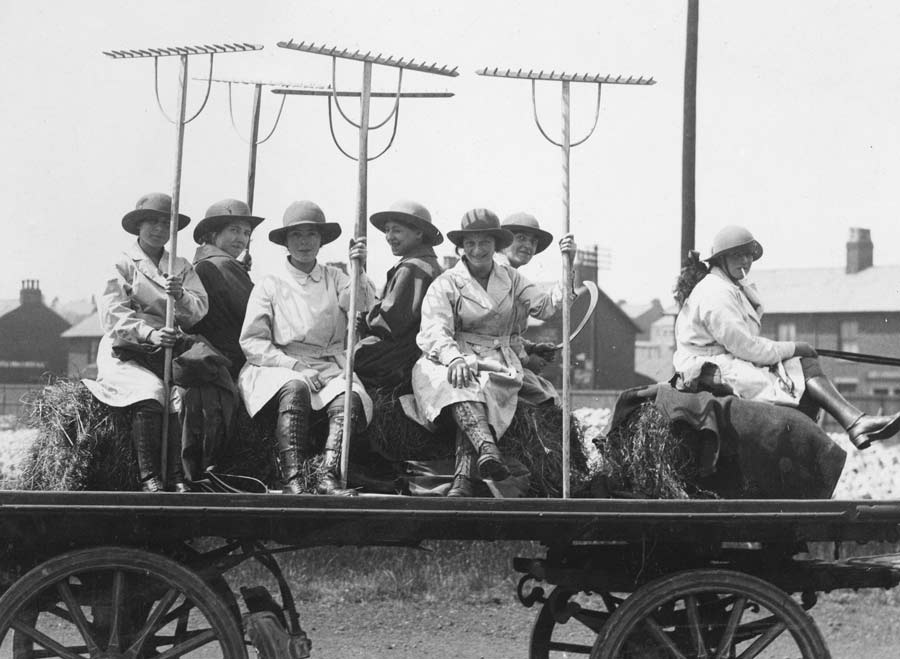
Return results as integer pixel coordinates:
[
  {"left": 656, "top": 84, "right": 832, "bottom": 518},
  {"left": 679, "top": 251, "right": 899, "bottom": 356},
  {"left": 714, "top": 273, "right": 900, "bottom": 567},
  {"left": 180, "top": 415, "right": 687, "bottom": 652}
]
[
  {"left": 777, "top": 323, "right": 796, "bottom": 341},
  {"left": 873, "top": 387, "right": 890, "bottom": 396},
  {"left": 840, "top": 320, "right": 859, "bottom": 353},
  {"left": 835, "top": 379, "right": 858, "bottom": 395}
]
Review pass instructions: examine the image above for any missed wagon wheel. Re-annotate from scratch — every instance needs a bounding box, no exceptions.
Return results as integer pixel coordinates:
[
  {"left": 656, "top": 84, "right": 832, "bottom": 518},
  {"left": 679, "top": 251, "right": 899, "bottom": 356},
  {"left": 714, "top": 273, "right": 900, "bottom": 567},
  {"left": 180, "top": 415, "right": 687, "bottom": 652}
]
[
  {"left": 0, "top": 546, "right": 247, "bottom": 658},
  {"left": 590, "top": 569, "right": 829, "bottom": 659},
  {"left": 530, "top": 586, "right": 621, "bottom": 658}
]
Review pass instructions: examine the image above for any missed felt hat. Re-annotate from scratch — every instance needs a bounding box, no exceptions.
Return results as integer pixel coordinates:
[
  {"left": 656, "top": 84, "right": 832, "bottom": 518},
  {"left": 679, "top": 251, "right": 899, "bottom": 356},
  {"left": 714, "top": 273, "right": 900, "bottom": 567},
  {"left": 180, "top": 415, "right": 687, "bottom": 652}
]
[
  {"left": 446, "top": 208, "right": 514, "bottom": 250},
  {"left": 193, "top": 199, "right": 264, "bottom": 244},
  {"left": 268, "top": 200, "right": 342, "bottom": 246},
  {"left": 707, "top": 225, "right": 763, "bottom": 262},
  {"left": 501, "top": 212, "right": 553, "bottom": 253},
  {"left": 121, "top": 192, "right": 190, "bottom": 235},
  {"left": 369, "top": 200, "right": 444, "bottom": 246}
]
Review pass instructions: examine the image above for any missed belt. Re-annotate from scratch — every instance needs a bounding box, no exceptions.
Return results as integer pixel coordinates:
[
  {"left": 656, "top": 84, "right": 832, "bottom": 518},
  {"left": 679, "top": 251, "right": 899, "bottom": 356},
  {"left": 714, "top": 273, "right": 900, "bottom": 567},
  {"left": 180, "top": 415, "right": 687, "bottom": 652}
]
[
  {"left": 457, "top": 332, "right": 513, "bottom": 348},
  {"left": 682, "top": 344, "right": 727, "bottom": 357},
  {"left": 282, "top": 341, "right": 345, "bottom": 359}
]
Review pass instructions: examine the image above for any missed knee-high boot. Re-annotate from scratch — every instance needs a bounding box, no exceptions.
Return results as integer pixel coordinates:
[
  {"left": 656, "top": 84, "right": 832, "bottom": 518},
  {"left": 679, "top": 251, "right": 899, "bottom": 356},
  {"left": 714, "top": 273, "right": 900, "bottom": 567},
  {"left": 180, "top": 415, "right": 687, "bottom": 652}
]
[
  {"left": 166, "top": 413, "right": 188, "bottom": 493},
  {"left": 317, "top": 395, "right": 360, "bottom": 496},
  {"left": 131, "top": 401, "right": 164, "bottom": 493},
  {"left": 805, "top": 375, "right": 900, "bottom": 449},
  {"left": 447, "top": 431, "right": 476, "bottom": 497},
  {"left": 275, "top": 382, "right": 315, "bottom": 495},
  {"left": 451, "top": 401, "right": 509, "bottom": 481}
]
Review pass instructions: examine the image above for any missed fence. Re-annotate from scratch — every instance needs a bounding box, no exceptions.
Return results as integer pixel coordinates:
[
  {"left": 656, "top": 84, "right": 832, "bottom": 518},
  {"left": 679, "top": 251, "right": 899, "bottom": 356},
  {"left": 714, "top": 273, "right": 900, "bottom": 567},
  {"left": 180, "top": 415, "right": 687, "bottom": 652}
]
[{"left": 0, "top": 384, "right": 40, "bottom": 418}]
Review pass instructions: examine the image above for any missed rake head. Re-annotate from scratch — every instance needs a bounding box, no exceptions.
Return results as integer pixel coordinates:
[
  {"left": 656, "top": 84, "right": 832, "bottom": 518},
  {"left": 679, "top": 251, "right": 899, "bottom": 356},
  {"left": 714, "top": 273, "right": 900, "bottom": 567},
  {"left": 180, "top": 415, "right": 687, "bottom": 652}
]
[
  {"left": 477, "top": 67, "right": 655, "bottom": 85},
  {"left": 277, "top": 39, "right": 458, "bottom": 77},
  {"left": 103, "top": 43, "right": 263, "bottom": 59}
]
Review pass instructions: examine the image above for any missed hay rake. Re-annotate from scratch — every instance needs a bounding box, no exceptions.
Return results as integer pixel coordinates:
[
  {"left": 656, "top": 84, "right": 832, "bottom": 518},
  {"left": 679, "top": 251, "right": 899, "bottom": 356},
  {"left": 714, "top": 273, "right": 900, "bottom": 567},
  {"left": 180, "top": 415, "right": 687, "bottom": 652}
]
[
  {"left": 103, "top": 42, "right": 262, "bottom": 484},
  {"left": 277, "top": 38, "right": 457, "bottom": 490},
  {"left": 477, "top": 66, "right": 655, "bottom": 498}
]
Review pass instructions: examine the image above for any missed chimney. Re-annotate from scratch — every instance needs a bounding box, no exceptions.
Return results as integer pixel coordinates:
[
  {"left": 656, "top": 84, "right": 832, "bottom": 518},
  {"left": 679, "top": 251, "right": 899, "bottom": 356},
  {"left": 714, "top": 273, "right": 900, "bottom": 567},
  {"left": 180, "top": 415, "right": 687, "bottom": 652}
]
[
  {"left": 19, "top": 279, "right": 43, "bottom": 307},
  {"left": 846, "top": 228, "right": 873, "bottom": 274},
  {"left": 442, "top": 255, "right": 459, "bottom": 270},
  {"left": 574, "top": 245, "right": 599, "bottom": 286}
]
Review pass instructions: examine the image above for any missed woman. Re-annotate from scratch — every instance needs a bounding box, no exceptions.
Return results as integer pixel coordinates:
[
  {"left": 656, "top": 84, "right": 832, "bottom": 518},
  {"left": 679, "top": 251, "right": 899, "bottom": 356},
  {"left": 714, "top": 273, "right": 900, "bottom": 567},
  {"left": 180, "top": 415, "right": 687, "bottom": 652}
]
[
  {"left": 181, "top": 198, "right": 263, "bottom": 479},
  {"left": 673, "top": 224, "right": 900, "bottom": 449},
  {"left": 411, "top": 208, "right": 567, "bottom": 497},
  {"left": 238, "top": 200, "right": 375, "bottom": 495},
  {"left": 84, "top": 192, "right": 209, "bottom": 492}
]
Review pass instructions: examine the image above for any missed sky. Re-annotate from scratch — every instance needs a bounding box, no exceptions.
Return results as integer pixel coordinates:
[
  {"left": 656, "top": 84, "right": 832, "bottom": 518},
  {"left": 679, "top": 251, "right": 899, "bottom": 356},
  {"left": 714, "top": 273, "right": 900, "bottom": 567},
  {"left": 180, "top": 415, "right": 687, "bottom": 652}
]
[{"left": 3, "top": 0, "right": 900, "bottom": 309}]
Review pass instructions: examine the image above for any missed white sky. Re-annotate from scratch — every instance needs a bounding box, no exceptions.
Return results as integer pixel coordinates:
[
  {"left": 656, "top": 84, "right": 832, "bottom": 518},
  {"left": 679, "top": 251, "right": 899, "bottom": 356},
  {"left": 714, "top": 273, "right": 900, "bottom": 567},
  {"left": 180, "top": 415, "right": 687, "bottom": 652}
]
[{"left": 3, "top": 0, "right": 900, "bottom": 307}]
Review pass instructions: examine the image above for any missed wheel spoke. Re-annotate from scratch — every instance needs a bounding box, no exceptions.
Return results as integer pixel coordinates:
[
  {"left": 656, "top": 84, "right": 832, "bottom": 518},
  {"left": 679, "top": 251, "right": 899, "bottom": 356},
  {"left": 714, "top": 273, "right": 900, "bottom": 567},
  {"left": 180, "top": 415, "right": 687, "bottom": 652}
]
[
  {"left": 735, "top": 621, "right": 787, "bottom": 659},
  {"left": 10, "top": 619, "right": 85, "bottom": 659},
  {"left": 684, "top": 595, "right": 709, "bottom": 658},
  {"left": 109, "top": 568, "right": 125, "bottom": 652},
  {"left": 56, "top": 579, "right": 101, "bottom": 654},
  {"left": 154, "top": 628, "right": 218, "bottom": 659},
  {"left": 643, "top": 616, "right": 689, "bottom": 659},
  {"left": 547, "top": 640, "right": 593, "bottom": 654},
  {"left": 713, "top": 595, "right": 746, "bottom": 659},
  {"left": 125, "top": 586, "right": 181, "bottom": 656}
]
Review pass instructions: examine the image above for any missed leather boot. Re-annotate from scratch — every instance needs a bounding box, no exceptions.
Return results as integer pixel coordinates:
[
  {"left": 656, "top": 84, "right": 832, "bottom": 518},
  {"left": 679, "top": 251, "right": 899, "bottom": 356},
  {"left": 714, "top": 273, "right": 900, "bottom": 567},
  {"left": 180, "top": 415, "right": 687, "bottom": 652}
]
[
  {"left": 275, "top": 382, "right": 314, "bottom": 495},
  {"left": 447, "top": 431, "right": 476, "bottom": 498},
  {"left": 317, "top": 397, "right": 359, "bottom": 496},
  {"left": 805, "top": 375, "right": 900, "bottom": 449},
  {"left": 451, "top": 402, "right": 509, "bottom": 482},
  {"left": 131, "top": 401, "right": 163, "bottom": 493},
  {"left": 166, "top": 413, "right": 188, "bottom": 493}
]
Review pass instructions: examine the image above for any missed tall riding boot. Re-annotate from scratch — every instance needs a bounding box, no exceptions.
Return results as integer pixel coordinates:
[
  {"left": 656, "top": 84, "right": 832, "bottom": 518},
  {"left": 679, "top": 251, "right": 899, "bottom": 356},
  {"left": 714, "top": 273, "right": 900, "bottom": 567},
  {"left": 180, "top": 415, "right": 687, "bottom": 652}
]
[
  {"left": 317, "top": 396, "right": 360, "bottom": 496},
  {"left": 451, "top": 402, "right": 510, "bottom": 481},
  {"left": 447, "top": 431, "right": 476, "bottom": 497},
  {"left": 131, "top": 401, "right": 164, "bottom": 493},
  {"left": 166, "top": 413, "right": 188, "bottom": 493},
  {"left": 275, "top": 382, "right": 315, "bottom": 495},
  {"left": 805, "top": 375, "right": 900, "bottom": 449}
]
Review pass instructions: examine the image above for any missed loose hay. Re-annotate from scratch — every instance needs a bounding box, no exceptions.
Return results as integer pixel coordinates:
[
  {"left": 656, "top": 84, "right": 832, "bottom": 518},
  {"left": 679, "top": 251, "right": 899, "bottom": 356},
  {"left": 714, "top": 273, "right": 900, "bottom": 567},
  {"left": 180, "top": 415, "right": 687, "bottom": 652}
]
[
  {"left": 21, "top": 379, "right": 589, "bottom": 497},
  {"left": 597, "top": 401, "right": 710, "bottom": 499}
]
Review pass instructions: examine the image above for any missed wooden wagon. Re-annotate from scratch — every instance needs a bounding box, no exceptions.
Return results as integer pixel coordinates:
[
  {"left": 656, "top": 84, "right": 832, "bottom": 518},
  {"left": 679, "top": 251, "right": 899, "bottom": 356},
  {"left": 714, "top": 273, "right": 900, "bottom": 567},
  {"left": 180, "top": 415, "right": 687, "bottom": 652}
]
[{"left": 0, "top": 491, "right": 898, "bottom": 657}]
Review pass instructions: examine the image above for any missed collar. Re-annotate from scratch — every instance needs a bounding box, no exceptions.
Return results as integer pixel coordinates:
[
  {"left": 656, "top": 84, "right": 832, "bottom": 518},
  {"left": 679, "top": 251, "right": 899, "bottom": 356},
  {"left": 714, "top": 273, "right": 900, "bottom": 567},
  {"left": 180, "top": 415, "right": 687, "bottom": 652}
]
[
  {"left": 285, "top": 256, "right": 323, "bottom": 283},
  {"left": 494, "top": 252, "right": 512, "bottom": 268},
  {"left": 193, "top": 243, "right": 234, "bottom": 263},
  {"left": 397, "top": 244, "right": 438, "bottom": 262}
]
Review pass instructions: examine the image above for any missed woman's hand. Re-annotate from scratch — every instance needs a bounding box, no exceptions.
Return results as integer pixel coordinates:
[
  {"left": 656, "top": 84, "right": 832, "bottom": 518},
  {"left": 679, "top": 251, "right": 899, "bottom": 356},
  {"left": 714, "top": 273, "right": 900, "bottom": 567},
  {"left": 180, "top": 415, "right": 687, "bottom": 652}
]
[
  {"left": 448, "top": 357, "right": 474, "bottom": 388},
  {"left": 349, "top": 237, "right": 367, "bottom": 262},
  {"left": 292, "top": 363, "right": 324, "bottom": 392},
  {"left": 164, "top": 273, "right": 184, "bottom": 300},
  {"left": 559, "top": 233, "right": 577, "bottom": 257},
  {"left": 793, "top": 341, "right": 818, "bottom": 358},
  {"left": 148, "top": 326, "right": 178, "bottom": 349},
  {"left": 530, "top": 342, "right": 558, "bottom": 361}
]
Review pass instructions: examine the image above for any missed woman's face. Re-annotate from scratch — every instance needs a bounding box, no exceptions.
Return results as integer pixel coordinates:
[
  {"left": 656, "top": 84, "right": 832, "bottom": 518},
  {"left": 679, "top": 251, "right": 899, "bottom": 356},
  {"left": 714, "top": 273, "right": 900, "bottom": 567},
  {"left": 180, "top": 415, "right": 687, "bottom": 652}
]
[
  {"left": 462, "top": 232, "right": 496, "bottom": 269},
  {"left": 383, "top": 220, "right": 424, "bottom": 257},
  {"left": 138, "top": 217, "right": 171, "bottom": 249},
  {"left": 503, "top": 231, "right": 539, "bottom": 268},
  {"left": 721, "top": 246, "right": 755, "bottom": 280},
  {"left": 286, "top": 226, "right": 322, "bottom": 266},
  {"left": 212, "top": 220, "right": 253, "bottom": 259}
]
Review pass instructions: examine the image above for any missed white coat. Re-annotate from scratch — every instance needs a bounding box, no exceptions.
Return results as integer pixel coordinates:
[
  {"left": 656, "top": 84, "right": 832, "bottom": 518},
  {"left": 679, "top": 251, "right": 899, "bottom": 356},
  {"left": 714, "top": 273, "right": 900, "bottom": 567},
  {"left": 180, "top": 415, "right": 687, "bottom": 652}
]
[
  {"left": 237, "top": 258, "right": 376, "bottom": 420},
  {"left": 84, "top": 241, "right": 209, "bottom": 408},
  {"left": 673, "top": 266, "right": 804, "bottom": 406},
  {"left": 410, "top": 259, "right": 562, "bottom": 437}
]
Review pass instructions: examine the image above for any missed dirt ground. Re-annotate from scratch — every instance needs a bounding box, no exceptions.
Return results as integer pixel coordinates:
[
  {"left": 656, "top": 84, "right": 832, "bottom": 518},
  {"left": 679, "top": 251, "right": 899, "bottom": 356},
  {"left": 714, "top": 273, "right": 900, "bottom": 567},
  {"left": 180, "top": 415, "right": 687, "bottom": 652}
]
[{"left": 300, "top": 593, "right": 900, "bottom": 659}]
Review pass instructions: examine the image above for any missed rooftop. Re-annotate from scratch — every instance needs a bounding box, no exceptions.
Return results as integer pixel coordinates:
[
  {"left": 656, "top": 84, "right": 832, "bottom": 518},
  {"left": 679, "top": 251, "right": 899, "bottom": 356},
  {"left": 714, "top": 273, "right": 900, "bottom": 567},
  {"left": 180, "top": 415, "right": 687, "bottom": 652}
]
[{"left": 751, "top": 265, "right": 900, "bottom": 314}]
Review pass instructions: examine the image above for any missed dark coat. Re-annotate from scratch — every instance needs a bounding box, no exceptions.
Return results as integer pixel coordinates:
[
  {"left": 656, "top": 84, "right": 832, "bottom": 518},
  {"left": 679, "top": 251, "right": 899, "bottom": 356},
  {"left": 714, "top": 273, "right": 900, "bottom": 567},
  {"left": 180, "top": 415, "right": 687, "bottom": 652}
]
[
  {"left": 189, "top": 244, "right": 254, "bottom": 379},
  {"left": 354, "top": 245, "right": 442, "bottom": 390}
]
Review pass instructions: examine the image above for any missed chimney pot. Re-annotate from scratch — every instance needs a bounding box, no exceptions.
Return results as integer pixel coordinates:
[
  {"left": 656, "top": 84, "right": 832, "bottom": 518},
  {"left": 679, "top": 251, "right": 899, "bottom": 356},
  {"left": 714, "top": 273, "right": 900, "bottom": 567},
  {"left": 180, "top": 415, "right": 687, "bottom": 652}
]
[
  {"left": 846, "top": 227, "right": 873, "bottom": 274},
  {"left": 19, "top": 279, "right": 43, "bottom": 307}
]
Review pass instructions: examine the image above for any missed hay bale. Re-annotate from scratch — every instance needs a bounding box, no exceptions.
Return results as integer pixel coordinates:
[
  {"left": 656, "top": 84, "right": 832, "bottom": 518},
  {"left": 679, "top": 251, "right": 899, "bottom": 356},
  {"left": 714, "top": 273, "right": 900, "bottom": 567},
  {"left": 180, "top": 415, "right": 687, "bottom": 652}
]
[{"left": 596, "top": 401, "right": 713, "bottom": 499}]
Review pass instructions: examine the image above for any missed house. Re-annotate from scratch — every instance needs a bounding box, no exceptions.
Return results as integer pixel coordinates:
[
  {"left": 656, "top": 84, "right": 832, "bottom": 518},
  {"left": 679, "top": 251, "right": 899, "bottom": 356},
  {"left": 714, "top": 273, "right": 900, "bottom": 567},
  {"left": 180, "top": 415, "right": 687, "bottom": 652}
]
[
  {"left": 632, "top": 306, "right": 678, "bottom": 383},
  {"left": 61, "top": 311, "right": 103, "bottom": 379},
  {"left": 752, "top": 228, "right": 900, "bottom": 408},
  {"left": 0, "top": 280, "right": 71, "bottom": 384}
]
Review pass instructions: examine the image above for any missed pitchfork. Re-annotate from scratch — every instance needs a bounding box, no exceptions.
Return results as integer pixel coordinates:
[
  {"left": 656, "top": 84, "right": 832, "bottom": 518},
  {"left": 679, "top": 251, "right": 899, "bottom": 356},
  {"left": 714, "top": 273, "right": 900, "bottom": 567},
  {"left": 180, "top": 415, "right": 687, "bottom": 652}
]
[
  {"left": 103, "top": 42, "right": 263, "bottom": 486},
  {"left": 277, "top": 39, "right": 457, "bottom": 491},
  {"left": 476, "top": 67, "right": 656, "bottom": 498}
]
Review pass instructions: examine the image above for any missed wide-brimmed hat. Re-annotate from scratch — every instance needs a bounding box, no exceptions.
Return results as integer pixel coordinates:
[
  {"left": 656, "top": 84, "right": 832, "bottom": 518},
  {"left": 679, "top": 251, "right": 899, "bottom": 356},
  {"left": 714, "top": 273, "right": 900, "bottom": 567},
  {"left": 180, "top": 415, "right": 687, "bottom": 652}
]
[
  {"left": 369, "top": 200, "right": 444, "bottom": 246},
  {"left": 501, "top": 212, "right": 553, "bottom": 253},
  {"left": 707, "top": 225, "right": 763, "bottom": 262},
  {"left": 193, "top": 199, "right": 264, "bottom": 244},
  {"left": 121, "top": 192, "right": 190, "bottom": 235},
  {"left": 268, "top": 200, "right": 342, "bottom": 246},
  {"left": 446, "top": 208, "right": 514, "bottom": 250}
]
